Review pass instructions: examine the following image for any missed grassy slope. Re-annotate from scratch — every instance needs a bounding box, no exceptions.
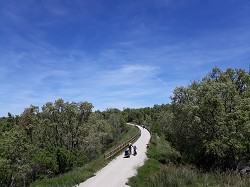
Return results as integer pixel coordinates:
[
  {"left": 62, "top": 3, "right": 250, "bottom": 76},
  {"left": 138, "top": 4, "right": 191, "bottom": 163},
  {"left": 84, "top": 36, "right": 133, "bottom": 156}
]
[
  {"left": 30, "top": 125, "right": 139, "bottom": 187},
  {"left": 128, "top": 134, "right": 250, "bottom": 187}
]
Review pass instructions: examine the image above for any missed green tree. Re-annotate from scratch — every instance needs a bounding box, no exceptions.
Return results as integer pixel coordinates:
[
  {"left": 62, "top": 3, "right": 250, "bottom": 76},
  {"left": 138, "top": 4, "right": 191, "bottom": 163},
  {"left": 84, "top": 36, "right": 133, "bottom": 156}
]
[
  {"left": 171, "top": 67, "right": 250, "bottom": 169},
  {"left": 0, "top": 130, "right": 34, "bottom": 186}
]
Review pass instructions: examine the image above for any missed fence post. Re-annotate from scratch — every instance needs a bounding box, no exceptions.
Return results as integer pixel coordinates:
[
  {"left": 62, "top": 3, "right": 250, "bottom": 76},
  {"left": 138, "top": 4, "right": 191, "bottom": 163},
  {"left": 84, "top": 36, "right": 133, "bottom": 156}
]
[{"left": 104, "top": 126, "right": 141, "bottom": 160}]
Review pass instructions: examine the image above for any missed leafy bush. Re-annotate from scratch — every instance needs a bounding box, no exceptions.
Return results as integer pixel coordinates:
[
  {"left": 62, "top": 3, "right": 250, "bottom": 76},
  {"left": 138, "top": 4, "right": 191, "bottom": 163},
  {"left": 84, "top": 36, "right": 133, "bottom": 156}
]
[
  {"left": 147, "top": 135, "right": 181, "bottom": 164},
  {"left": 32, "top": 148, "right": 58, "bottom": 177},
  {"left": 128, "top": 135, "right": 181, "bottom": 187},
  {"left": 171, "top": 68, "right": 250, "bottom": 170}
]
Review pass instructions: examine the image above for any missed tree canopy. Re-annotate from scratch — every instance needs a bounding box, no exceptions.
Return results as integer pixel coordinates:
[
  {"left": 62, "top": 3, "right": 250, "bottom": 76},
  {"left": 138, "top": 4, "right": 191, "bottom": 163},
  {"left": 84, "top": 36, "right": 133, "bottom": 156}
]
[
  {"left": 170, "top": 68, "right": 250, "bottom": 169},
  {"left": 0, "top": 99, "right": 126, "bottom": 186}
]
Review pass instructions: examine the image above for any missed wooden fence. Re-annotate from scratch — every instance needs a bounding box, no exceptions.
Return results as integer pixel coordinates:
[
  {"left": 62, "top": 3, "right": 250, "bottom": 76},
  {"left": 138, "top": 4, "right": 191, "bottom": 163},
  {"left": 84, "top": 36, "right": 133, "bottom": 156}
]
[{"left": 104, "top": 127, "right": 141, "bottom": 160}]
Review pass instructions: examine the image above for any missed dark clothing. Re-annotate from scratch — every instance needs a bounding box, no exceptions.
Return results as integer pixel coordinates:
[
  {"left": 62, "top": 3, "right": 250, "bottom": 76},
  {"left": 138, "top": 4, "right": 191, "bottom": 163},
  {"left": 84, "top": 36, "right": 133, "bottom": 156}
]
[
  {"left": 133, "top": 145, "right": 137, "bottom": 155},
  {"left": 128, "top": 144, "right": 132, "bottom": 154},
  {"left": 124, "top": 149, "right": 130, "bottom": 158}
]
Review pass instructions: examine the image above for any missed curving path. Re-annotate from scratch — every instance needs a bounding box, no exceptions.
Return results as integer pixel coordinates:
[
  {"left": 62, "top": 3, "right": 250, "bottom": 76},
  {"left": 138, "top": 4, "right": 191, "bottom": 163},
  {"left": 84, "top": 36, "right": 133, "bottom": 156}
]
[{"left": 77, "top": 124, "right": 151, "bottom": 187}]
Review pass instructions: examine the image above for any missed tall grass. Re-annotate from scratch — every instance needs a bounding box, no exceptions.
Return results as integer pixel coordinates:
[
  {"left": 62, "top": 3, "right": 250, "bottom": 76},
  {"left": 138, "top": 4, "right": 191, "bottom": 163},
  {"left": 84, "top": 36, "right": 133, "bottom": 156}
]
[
  {"left": 128, "top": 134, "right": 250, "bottom": 187},
  {"left": 30, "top": 125, "right": 139, "bottom": 187},
  {"left": 128, "top": 158, "right": 162, "bottom": 187},
  {"left": 127, "top": 134, "right": 181, "bottom": 187},
  {"left": 148, "top": 165, "right": 250, "bottom": 187}
]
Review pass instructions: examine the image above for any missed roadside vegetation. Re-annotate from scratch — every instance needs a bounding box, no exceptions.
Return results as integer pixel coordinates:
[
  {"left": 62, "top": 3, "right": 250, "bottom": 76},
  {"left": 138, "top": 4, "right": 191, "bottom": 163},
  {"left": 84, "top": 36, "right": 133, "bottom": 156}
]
[
  {"left": 0, "top": 100, "right": 130, "bottom": 187},
  {"left": 128, "top": 135, "right": 250, "bottom": 187},
  {"left": 127, "top": 134, "right": 180, "bottom": 187},
  {"left": 126, "top": 67, "right": 250, "bottom": 186},
  {"left": 30, "top": 125, "right": 139, "bottom": 187}
]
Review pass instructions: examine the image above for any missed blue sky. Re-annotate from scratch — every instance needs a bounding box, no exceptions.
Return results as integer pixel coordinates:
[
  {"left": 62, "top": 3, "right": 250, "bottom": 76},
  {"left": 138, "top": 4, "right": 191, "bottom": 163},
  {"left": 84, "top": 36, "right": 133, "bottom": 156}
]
[{"left": 0, "top": 0, "right": 250, "bottom": 116}]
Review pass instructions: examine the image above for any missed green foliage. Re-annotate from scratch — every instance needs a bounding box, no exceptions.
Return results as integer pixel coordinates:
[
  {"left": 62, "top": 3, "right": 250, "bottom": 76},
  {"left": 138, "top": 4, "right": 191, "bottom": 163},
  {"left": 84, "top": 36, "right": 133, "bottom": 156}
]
[
  {"left": 30, "top": 124, "right": 139, "bottom": 187},
  {"left": 33, "top": 146, "right": 75, "bottom": 176},
  {"left": 128, "top": 135, "right": 181, "bottom": 187},
  {"left": 147, "top": 135, "right": 181, "bottom": 164},
  {"left": 122, "top": 104, "right": 172, "bottom": 134},
  {"left": 32, "top": 148, "right": 58, "bottom": 176},
  {"left": 128, "top": 158, "right": 162, "bottom": 187},
  {"left": 128, "top": 67, "right": 250, "bottom": 187},
  {"left": 1, "top": 66, "right": 249, "bottom": 186},
  {"left": 0, "top": 99, "right": 126, "bottom": 186},
  {"left": 128, "top": 131, "right": 250, "bottom": 187},
  {"left": 170, "top": 67, "right": 250, "bottom": 169},
  {"left": 150, "top": 122, "right": 161, "bottom": 134},
  {"left": 141, "top": 164, "right": 250, "bottom": 187},
  {"left": 0, "top": 113, "right": 17, "bottom": 133},
  {"left": 30, "top": 157, "right": 106, "bottom": 187},
  {"left": 0, "top": 130, "right": 34, "bottom": 186}
]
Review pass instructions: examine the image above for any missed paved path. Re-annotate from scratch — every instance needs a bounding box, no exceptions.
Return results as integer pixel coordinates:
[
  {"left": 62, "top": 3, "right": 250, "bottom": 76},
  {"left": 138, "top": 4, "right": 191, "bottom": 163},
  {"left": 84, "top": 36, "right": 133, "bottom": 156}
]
[{"left": 77, "top": 124, "right": 151, "bottom": 187}]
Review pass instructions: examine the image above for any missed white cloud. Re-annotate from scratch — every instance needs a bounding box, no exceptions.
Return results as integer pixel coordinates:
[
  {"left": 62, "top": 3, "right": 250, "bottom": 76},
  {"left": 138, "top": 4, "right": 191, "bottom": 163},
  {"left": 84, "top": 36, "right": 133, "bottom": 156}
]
[
  {"left": 99, "top": 64, "right": 159, "bottom": 86},
  {"left": 0, "top": 0, "right": 250, "bottom": 116}
]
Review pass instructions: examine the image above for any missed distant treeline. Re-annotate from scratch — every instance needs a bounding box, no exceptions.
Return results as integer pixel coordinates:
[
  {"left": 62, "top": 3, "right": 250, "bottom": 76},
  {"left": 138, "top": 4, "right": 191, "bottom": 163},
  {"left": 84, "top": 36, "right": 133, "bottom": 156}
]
[
  {"left": 122, "top": 67, "right": 250, "bottom": 170},
  {"left": 0, "top": 100, "right": 126, "bottom": 187},
  {"left": 1, "top": 67, "right": 249, "bottom": 186}
]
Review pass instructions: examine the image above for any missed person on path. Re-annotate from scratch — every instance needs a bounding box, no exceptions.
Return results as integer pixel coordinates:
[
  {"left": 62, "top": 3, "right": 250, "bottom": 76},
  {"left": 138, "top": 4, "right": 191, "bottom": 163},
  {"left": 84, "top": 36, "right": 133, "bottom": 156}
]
[
  {"left": 124, "top": 148, "right": 130, "bottom": 158},
  {"left": 133, "top": 145, "right": 137, "bottom": 155},
  {"left": 128, "top": 143, "right": 132, "bottom": 155}
]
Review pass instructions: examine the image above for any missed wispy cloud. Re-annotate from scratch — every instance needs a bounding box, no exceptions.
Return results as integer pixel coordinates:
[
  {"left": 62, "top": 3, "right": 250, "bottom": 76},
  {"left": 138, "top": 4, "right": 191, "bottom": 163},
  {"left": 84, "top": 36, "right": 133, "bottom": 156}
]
[
  {"left": 0, "top": 0, "right": 250, "bottom": 116},
  {"left": 1, "top": 24, "right": 249, "bottom": 116},
  {"left": 99, "top": 64, "right": 159, "bottom": 86}
]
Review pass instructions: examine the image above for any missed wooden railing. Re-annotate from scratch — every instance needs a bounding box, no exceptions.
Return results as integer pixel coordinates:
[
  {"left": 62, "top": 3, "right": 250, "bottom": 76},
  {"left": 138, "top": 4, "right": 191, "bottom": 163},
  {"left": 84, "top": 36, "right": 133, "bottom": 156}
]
[{"left": 104, "top": 126, "right": 141, "bottom": 160}]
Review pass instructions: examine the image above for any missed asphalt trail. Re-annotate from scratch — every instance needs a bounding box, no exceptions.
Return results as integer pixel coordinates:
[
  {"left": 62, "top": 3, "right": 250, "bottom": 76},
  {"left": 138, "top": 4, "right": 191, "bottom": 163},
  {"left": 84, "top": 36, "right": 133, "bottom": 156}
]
[{"left": 77, "top": 124, "right": 151, "bottom": 187}]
